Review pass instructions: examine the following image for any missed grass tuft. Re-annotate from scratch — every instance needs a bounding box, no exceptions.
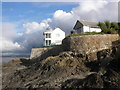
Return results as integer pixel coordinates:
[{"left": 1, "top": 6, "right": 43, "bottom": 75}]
[{"left": 69, "top": 32, "right": 104, "bottom": 37}]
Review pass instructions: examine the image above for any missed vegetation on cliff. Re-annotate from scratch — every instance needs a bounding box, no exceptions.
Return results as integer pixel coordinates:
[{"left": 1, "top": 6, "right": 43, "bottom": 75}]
[
  {"left": 98, "top": 20, "right": 119, "bottom": 34},
  {"left": 69, "top": 32, "right": 103, "bottom": 37}
]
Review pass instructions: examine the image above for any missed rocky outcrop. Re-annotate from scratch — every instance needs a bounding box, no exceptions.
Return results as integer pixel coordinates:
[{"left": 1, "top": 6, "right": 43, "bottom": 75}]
[
  {"left": 61, "top": 73, "right": 103, "bottom": 88},
  {"left": 2, "top": 35, "right": 120, "bottom": 89},
  {"left": 61, "top": 41, "right": 120, "bottom": 88},
  {"left": 2, "top": 42, "right": 120, "bottom": 88},
  {"left": 2, "top": 52, "right": 90, "bottom": 88}
]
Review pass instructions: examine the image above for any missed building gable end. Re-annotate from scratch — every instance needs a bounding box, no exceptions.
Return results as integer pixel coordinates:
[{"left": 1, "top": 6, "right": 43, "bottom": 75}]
[{"left": 73, "top": 20, "right": 83, "bottom": 30}]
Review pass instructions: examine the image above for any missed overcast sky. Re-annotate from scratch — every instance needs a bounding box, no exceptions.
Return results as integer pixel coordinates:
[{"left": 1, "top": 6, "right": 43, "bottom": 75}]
[{"left": 1, "top": 0, "right": 119, "bottom": 55}]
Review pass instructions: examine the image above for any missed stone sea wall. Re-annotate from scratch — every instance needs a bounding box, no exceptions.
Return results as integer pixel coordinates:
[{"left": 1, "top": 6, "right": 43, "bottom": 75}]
[
  {"left": 30, "top": 34, "right": 119, "bottom": 60},
  {"left": 62, "top": 34, "right": 119, "bottom": 54},
  {"left": 62, "top": 34, "right": 119, "bottom": 60},
  {"left": 30, "top": 45, "right": 64, "bottom": 60},
  {"left": 30, "top": 48, "right": 49, "bottom": 59}
]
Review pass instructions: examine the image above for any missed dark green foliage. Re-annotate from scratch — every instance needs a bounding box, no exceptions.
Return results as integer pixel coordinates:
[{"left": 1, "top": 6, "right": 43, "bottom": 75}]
[
  {"left": 111, "top": 22, "right": 119, "bottom": 29},
  {"left": 98, "top": 20, "right": 119, "bottom": 34},
  {"left": 118, "top": 23, "right": 120, "bottom": 35},
  {"left": 105, "top": 20, "right": 111, "bottom": 28},
  {"left": 97, "top": 22, "right": 105, "bottom": 30}
]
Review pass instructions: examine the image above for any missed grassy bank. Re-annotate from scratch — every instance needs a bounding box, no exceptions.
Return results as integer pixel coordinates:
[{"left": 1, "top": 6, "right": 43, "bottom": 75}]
[{"left": 69, "top": 32, "right": 104, "bottom": 37}]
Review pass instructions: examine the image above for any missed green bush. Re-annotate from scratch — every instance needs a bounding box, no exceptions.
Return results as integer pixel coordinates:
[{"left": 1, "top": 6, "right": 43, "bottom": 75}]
[{"left": 98, "top": 20, "right": 119, "bottom": 34}]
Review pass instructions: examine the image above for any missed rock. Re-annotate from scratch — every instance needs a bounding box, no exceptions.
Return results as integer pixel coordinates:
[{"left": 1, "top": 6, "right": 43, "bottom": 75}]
[
  {"left": 2, "top": 52, "right": 89, "bottom": 88},
  {"left": 116, "top": 45, "right": 120, "bottom": 59},
  {"left": 86, "top": 52, "right": 97, "bottom": 61},
  {"left": 61, "top": 73, "right": 103, "bottom": 88},
  {"left": 2, "top": 40, "right": 120, "bottom": 89},
  {"left": 81, "top": 73, "right": 103, "bottom": 88},
  {"left": 97, "top": 49, "right": 112, "bottom": 60},
  {"left": 59, "top": 52, "right": 72, "bottom": 57},
  {"left": 103, "top": 69, "right": 120, "bottom": 88}
]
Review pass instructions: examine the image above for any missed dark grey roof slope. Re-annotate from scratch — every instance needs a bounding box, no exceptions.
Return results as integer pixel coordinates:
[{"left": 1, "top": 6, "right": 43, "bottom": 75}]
[{"left": 78, "top": 20, "right": 99, "bottom": 28}]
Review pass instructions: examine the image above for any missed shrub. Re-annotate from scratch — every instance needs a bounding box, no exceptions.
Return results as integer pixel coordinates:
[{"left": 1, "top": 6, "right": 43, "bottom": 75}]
[{"left": 98, "top": 21, "right": 119, "bottom": 34}]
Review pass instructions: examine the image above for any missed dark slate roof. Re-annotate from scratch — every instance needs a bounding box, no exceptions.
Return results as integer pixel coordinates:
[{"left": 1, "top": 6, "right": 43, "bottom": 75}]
[{"left": 78, "top": 20, "right": 99, "bottom": 28}]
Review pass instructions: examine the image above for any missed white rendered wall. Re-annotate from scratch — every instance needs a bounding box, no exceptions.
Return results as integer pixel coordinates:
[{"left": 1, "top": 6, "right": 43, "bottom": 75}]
[
  {"left": 76, "top": 26, "right": 101, "bottom": 33},
  {"left": 90, "top": 28, "right": 101, "bottom": 32},
  {"left": 51, "top": 28, "right": 65, "bottom": 45},
  {"left": 83, "top": 26, "right": 90, "bottom": 32}
]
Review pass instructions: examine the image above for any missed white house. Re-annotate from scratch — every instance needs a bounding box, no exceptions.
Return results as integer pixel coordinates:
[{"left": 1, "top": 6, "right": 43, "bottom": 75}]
[
  {"left": 43, "top": 27, "right": 65, "bottom": 47},
  {"left": 73, "top": 20, "right": 101, "bottom": 33}
]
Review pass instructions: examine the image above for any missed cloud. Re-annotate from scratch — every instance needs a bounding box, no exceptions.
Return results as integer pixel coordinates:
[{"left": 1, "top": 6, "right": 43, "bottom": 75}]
[
  {"left": 1, "top": 19, "right": 51, "bottom": 54},
  {"left": 2, "top": 1, "right": 118, "bottom": 54},
  {"left": 1, "top": 23, "right": 24, "bottom": 53},
  {"left": 72, "top": 1, "right": 118, "bottom": 21},
  {"left": 50, "top": 10, "right": 79, "bottom": 34},
  {"left": 2, "top": 22, "right": 19, "bottom": 40},
  {"left": 23, "top": 19, "right": 51, "bottom": 34},
  {"left": 76, "top": 1, "right": 108, "bottom": 12},
  {"left": 0, "top": 37, "right": 23, "bottom": 52}
]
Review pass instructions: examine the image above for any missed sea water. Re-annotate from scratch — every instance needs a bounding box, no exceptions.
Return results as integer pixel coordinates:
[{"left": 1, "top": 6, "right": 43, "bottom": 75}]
[{"left": 1, "top": 56, "right": 30, "bottom": 63}]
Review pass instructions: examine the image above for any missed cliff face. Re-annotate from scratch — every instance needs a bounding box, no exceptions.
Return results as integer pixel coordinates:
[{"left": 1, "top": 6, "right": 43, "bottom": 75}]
[{"left": 2, "top": 34, "right": 120, "bottom": 89}]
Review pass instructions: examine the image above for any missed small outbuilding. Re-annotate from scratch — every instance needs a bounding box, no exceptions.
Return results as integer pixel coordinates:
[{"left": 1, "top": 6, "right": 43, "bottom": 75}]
[
  {"left": 43, "top": 27, "right": 65, "bottom": 47},
  {"left": 73, "top": 20, "right": 101, "bottom": 33}
]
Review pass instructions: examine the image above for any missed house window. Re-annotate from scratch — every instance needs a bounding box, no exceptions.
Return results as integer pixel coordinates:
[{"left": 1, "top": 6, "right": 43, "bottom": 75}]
[
  {"left": 45, "top": 33, "right": 51, "bottom": 38},
  {"left": 45, "top": 40, "right": 51, "bottom": 46},
  {"left": 46, "top": 40, "right": 48, "bottom": 46},
  {"left": 49, "top": 40, "right": 51, "bottom": 45},
  {"left": 49, "top": 34, "right": 51, "bottom": 38}
]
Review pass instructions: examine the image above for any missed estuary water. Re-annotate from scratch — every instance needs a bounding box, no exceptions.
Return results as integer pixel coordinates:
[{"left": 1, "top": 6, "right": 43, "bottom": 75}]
[{"left": 1, "top": 56, "right": 30, "bottom": 63}]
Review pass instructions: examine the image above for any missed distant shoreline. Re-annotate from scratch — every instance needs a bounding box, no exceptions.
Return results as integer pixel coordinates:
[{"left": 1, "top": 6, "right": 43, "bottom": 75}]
[
  {"left": 1, "top": 55, "right": 30, "bottom": 58},
  {"left": 1, "top": 55, "right": 30, "bottom": 63}
]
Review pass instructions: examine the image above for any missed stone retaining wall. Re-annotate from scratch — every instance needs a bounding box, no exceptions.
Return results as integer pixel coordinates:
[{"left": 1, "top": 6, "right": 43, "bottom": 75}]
[
  {"left": 30, "top": 34, "right": 119, "bottom": 60},
  {"left": 62, "top": 34, "right": 119, "bottom": 60},
  {"left": 30, "top": 48, "right": 49, "bottom": 59},
  {"left": 30, "top": 45, "right": 64, "bottom": 60}
]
